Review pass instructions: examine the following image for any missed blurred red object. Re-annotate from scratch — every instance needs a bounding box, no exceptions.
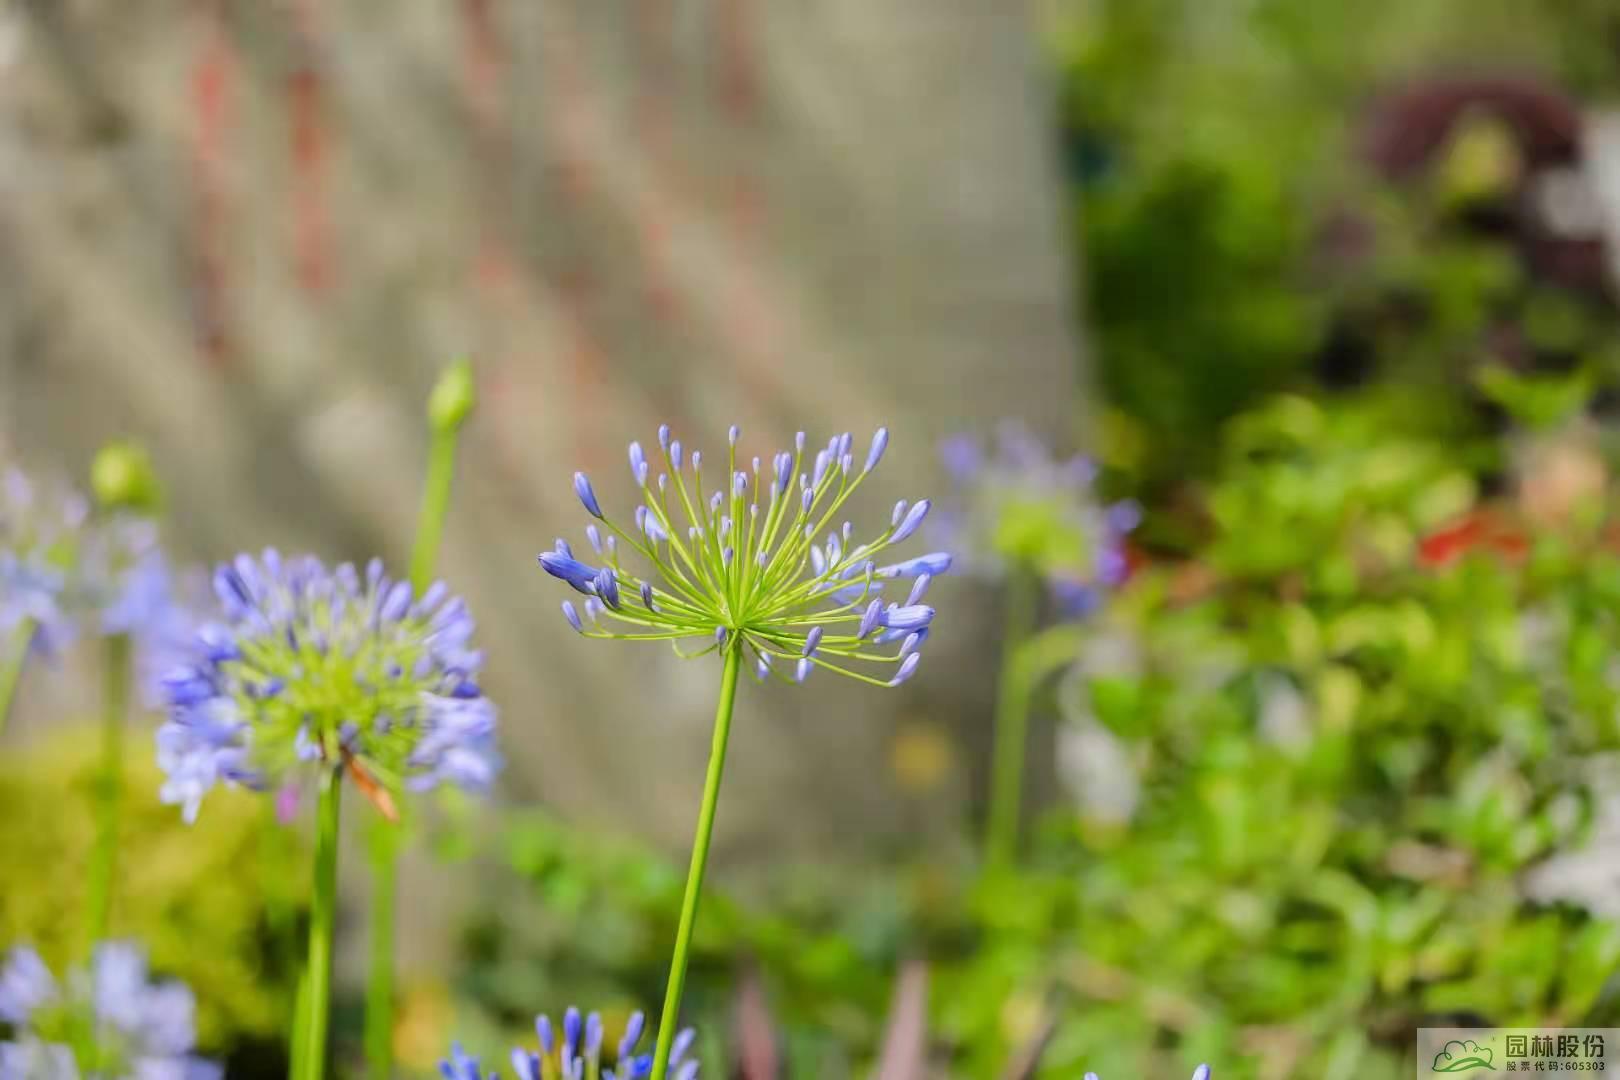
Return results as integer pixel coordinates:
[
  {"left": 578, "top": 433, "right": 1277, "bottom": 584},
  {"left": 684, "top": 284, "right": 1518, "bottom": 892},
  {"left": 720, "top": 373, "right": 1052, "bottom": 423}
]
[{"left": 1418, "top": 508, "right": 1531, "bottom": 567}]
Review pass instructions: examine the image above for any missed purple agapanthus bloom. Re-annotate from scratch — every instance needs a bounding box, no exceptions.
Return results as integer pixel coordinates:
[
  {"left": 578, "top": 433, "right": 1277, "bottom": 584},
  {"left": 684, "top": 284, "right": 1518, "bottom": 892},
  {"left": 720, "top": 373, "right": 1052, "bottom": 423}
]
[
  {"left": 0, "top": 943, "right": 220, "bottom": 1080},
  {"left": 0, "top": 468, "right": 88, "bottom": 656},
  {"left": 440, "top": 1007, "right": 698, "bottom": 1080},
  {"left": 1085, "top": 1067, "right": 1210, "bottom": 1080},
  {"left": 935, "top": 422, "right": 1138, "bottom": 617},
  {"left": 540, "top": 424, "right": 949, "bottom": 690},
  {"left": 155, "top": 551, "right": 499, "bottom": 822}
]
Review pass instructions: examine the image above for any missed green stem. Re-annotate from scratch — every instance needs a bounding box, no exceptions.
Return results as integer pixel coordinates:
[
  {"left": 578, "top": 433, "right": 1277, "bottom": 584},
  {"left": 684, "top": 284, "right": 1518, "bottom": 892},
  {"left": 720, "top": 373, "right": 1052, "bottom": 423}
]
[
  {"left": 304, "top": 767, "right": 343, "bottom": 1080},
  {"left": 408, "top": 428, "right": 459, "bottom": 590},
  {"left": 86, "top": 633, "right": 131, "bottom": 947},
  {"left": 985, "top": 569, "right": 1040, "bottom": 869},
  {"left": 366, "top": 422, "right": 460, "bottom": 1080},
  {"left": 649, "top": 646, "right": 743, "bottom": 1080},
  {"left": 0, "top": 619, "right": 35, "bottom": 738},
  {"left": 363, "top": 826, "right": 399, "bottom": 1080}
]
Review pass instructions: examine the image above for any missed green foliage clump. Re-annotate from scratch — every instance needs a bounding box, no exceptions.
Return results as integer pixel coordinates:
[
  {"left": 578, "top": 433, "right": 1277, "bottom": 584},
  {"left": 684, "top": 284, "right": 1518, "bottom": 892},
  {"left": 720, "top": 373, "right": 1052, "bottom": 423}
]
[
  {"left": 934, "top": 398, "right": 1620, "bottom": 1078},
  {"left": 0, "top": 728, "right": 307, "bottom": 1059}
]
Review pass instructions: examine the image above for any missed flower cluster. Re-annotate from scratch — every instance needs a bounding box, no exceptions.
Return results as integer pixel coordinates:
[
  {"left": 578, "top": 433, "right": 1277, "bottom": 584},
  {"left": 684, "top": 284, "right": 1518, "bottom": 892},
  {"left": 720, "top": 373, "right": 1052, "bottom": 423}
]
[
  {"left": 440, "top": 1008, "right": 697, "bottom": 1080},
  {"left": 156, "top": 551, "right": 499, "bottom": 822},
  {"left": 0, "top": 943, "right": 219, "bottom": 1080},
  {"left": 1085, "top": 1068, "right": 1210, "bottom": 1080},
  {"left": 0, "top": 468, "right": 88, "bottom": 655},
  {"left": 539, "top": 425, "right": 949, "bottom": 689},
  {"left": 936, "top": 423, "right": 1139, "bottom": 615}
]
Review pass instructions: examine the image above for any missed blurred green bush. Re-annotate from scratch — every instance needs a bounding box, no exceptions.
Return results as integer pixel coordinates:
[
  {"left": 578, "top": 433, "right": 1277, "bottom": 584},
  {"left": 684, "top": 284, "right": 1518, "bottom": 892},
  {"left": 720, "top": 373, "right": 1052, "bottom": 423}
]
[{"left": 0, "top": 727, "right": 307, "bottom": 1074}]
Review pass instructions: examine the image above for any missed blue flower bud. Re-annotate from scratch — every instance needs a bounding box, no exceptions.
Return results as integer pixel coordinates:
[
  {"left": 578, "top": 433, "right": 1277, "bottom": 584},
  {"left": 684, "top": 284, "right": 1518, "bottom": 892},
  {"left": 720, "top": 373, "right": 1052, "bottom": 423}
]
[
  {"left": 593, "top": 567, "right": 621, "bottom": 609},
  {"left": 629, "top": 441, "right": 647, "bottom": 483},
  {"left": 729, "top": 424, "right": 740, "bottom": 446},
  {"left": 810, "top": 545, "right": 826, "bottom": 576},
  {"left": 864, "top": 427, "right": 889, "bottom": 473},
  {"left": 537, "top": 1016, "right": 554, "bottom": 1054},
  {"left": 803, "top": 626, "right": 823, "bottom": 656},
  {"left": 796, "top": 658, "right": 812, "bottom": 682},
  {"left": 562, "top": 601, "right": 583, "bottom": 634},
  {"left": 877, "top": 552, "right": 953, "bottom": 579},
  {"left": 1192, "top": 1068, "right": 1212, "bottom": 1080},
  {"left": 900, "top": 630, "right": 924, "bottom": 659},
  {"left": 380, "top": 581, "right": 412, "bottom": 622},
  {"left": 563, "top": 1008, "right": 582, "bottom": 1061},
  {"left": 907, "top": 574, "right": 932, "bottom": 605},
  {"left": 585, "top": 524, "right": 603, "bottom": 554},
  {"left": 891, "top": 499, "right": 908, "bottom": 527},
  {"left": 801, "top": 489, "right": 813, "bottom": 514},
  {"left": 755, "top": 654, "right": 772, "bottom": 680},
  {"left": 715, "top": 627, "right": 728, "bottom": 647},
  {"left": 554, "top": 538, "right": 573, "bottom": 558},
  {"left": 880, "top": 604, "right": 934, "bottom": 631},
  {"left": 618, "top": 1012, "right": 646, "bottom": 1062},
  {"left": 891, "top": 499, "right": 930, "bottom": 542},
  {"left": 691, "top": 449, "right": 702, "bottom": 471},
  {"left": 658, "top": 424, "right": 671, "bottom": 451},
  {"left": 890, "top": 653, "right": 921, "bottom": 686},
  {"left": 573, "top": 472, "right": 603, "bottom": 518},
  {"left": 671, "top": 440, "right": 683, "bottom": 469},
  {"left": 774, "top": 453, "right": 793, "bottom": 494},
  {"left": 584, "top": 1012, "right": 603, "bottom": 1057},
  {"left": 538, "top": 551, "right": 600, "bottom": 594},
  {"left": 640, "top": 582, "right": 655, "bottom": 609},
  {"left": 795, "top": 431, "right": 806, "bottom": 452},
  {"left": 812, "top": 450, "right": 832, "bottom": 488},
  {"left": 857, "top": 599, "right": 882, "bottom": 639}
]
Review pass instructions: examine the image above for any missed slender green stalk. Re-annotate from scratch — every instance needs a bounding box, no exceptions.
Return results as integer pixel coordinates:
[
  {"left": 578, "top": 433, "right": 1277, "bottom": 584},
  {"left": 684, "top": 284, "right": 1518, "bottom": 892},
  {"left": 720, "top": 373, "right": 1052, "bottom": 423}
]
[
  {"left": 304, "top": 767, "right": 343, "bottom": 1080},
  {"left": 0, "top": 619, "right": 34, "bottom": 737},
  {"left": 650, "top": 646, "right": 743, "bottom": 1080},
  {"left": 985, "top": 568, "right": 1040, "bottom": 869},
  {"left": 363, "top": 824, "right": 400, "bottom": 1080},
  {"left": 85, "top": 633, "right": 131, "bottom": 946},
  {"left": 366, "top": 372, "right": 467, "bottom": 1080},
  {"left": 290, "top": 972, "right": 312, "bottom": 1080}
]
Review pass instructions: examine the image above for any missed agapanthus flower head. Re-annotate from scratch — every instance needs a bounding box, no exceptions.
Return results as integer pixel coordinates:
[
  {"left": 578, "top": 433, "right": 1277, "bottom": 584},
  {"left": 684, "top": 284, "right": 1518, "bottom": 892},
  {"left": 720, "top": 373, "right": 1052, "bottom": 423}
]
[
  {"left": 440, "top": 1008, "right": 697, "bottom": 1080},
  {"left": 539, "top": 425, "right": 950, "bottom": 689},
  {"left": 0, "top": 943, "right": 219, "bottom": 1080},
  {"left": 73, "top": 515, "right": 172, "bottom": 640},
  {"left": 936, "top": 422, "right": 1138, "bottom": 614},
  {"left": 1085, "top": 1068, "right": 1210, "bottom": 1080},
  {"left": 156, "top": 551, "right": 499, "bottom": 822},
  {"left": 0, "top": 468, "right": 89, "bottom": 655}
]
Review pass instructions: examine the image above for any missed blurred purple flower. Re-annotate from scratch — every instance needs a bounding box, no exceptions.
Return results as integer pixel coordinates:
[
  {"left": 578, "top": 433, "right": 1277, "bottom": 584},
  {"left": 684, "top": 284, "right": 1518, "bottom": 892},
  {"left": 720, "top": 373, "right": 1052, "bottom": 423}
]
[
  {"left": 936, "top": 422, "right": 1138, "bottom": 620},
  {"left": 156, "top": 551, "right": 499, "bottom": 823},
  {"left": 0, "top": 943, "right": 219, "bottom": 1080},
  {"left": 442, "top": 1006, "right": 698, "bottom": 1080}
]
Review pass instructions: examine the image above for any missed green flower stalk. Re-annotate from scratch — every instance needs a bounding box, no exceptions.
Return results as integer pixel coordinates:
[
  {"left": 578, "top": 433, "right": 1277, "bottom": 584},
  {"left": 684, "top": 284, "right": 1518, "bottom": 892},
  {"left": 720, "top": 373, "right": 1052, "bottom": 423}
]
[
  {"left": 935, "top": 425, "right": 1139, "bottom": 866},
  {"left": 84, "top": 442, "right": 162, "bottom": 949},
  {"left": 537, "top": 424, "right": 948, "bottom": 1080},
  {"left": 366, "top": 358, "right": 477, "bottom": 1080}
]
